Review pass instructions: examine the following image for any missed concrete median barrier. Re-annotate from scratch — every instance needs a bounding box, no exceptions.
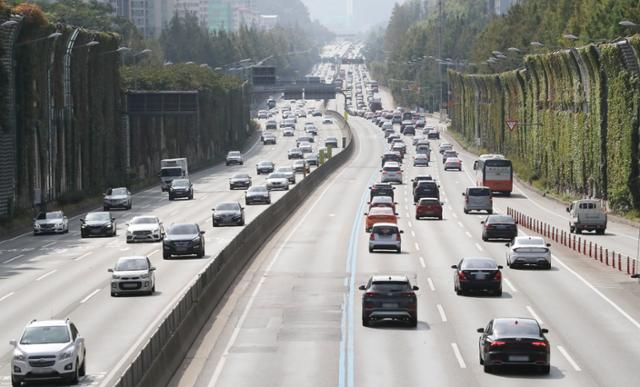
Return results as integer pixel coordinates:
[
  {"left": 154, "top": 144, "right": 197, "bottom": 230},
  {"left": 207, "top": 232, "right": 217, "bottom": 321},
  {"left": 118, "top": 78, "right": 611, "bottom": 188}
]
[{"left": 111, "top": 110, "right": 354, "bottom": 387}]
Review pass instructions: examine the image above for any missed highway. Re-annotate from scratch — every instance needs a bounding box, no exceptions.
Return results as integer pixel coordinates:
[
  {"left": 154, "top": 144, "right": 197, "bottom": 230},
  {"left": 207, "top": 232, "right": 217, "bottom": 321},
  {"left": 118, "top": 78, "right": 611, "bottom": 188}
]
[
  {"left": 168, "top": 84, "right": 640, "bottom": 386},
  {"left": 0, "top": 100, "right": 346, "bottom": 387}
]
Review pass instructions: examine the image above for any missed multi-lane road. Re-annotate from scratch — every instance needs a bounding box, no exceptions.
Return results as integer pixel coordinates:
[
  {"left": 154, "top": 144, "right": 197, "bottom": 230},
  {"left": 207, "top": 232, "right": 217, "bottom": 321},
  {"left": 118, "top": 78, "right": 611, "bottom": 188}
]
[{"left": 0, "top": 100, "right": 346, "bottom": 386}]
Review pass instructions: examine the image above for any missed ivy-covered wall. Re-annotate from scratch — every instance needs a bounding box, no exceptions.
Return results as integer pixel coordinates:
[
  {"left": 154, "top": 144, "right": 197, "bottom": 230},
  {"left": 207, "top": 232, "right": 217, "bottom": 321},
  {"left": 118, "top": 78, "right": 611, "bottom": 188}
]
[{"left": 449, "top": 35, "right": 640, "bottom": 211}]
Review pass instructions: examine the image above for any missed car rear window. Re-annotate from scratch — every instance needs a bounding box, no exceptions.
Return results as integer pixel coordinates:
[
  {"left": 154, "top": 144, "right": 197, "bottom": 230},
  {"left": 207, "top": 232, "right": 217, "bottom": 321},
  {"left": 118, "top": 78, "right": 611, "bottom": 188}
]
[
  {"left": 493, "top": 320, "right": 540, "bottom": 337},
  {"left": 418, "top": 199, "right": 439, "bottom": 205},
  {"left": 169, "top": 224, "right": 198, "bottom": 235},
  {"left": 578, "top": 202, "right": 597, "bottom": 209},
  {"left": 487, "top": 215, "right": 515, "bottom": 224},
  {"left": 372, "top": 225, "right": 398, "bottom": 235},
  {"left": 468, "top": 188, "right": 491, "bottom": 196},
  {"left": 460, "top": 258, "right": 497, "bottom": 270},
  {"left": 383, "top": 166, "right": 400, "bottom": 172},
  {"left": 371, "top": 281, "right": 410, "bottom": 292},
  {"left": 370, "top": 207, "right": 394, "bottom": 216}
]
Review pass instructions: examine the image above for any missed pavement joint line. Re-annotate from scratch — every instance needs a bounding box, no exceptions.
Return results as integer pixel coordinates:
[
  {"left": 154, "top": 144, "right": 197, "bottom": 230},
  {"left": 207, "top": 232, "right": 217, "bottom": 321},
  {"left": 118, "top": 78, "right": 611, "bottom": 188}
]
[
  {"left": 526, "top": 306, "right": 544, "bottom": 324},
  {"left": 414, "top": 242, "right": 420, "bottom": 251},
  {"left": 419, "top": 256, "right": 426, "bottom": 268},
  {"left": 475, "top": 243, "right": 484, "bottom": 252},
  {"left": 0, "top": 291, "right": 15, "bottom": 302},
  {"left": 465, "top": 231, "right": 472, "bottom": 238},
  {"left": 427, "top": 277, "right": 435, "bottom": 291},
  {"left": 73, "top": 252, "right": 92, "bottom": 261},
  {"left": 35, "top": 269, "right": 57, "bottom": 281},
  {"left": 2, "top": 254, "right": 24, "bottom": 264},
  {"left": 80, "top": 289, "right": 101, "bottom": 304},
  {"left": 503, "top": 278, "right": 518, "bottom": 292},
  {"left": 450, "top": 343, "right": 467, "bottom": 368},
  {"left": 557, "top": 345, "right": 582, "bottom": 371},
  {"left": 437, "top": 304, "right": 448, "bottom": 322}
]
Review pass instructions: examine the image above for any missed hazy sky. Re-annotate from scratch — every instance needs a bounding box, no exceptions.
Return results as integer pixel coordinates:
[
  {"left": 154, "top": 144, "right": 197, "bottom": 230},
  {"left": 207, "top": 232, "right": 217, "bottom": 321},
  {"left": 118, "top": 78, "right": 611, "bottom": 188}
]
[{"left": 301, "top": 0, "right": 407, "bottom": 34}]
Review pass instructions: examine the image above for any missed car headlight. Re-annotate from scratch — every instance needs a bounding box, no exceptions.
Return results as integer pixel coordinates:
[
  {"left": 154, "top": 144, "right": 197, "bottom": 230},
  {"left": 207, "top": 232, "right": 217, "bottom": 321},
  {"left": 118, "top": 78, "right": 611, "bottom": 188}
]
[
  {"left": 112, "top": 274, "right": 120, "bottom": 279},
  {"left": 140, "top": 273, "right": 150, "bottom": 279},
  {"left": 34, "top": 223, "right": 41, "bottom": 229},
  {"left": 59, "top": 349, "right": 74, "bottom": 360},
  {"left": 13, "top": 349, "right": 26, "bottom": 361},
  {"left": 56, "top": 223, "right": 64, "bottom": 227},
  {"left": 127, "top": 230, "right": 133, "bottom": 235},
  {"left": 192, "top": 236, "right": 201, "bottom": 243},
  {"left": 152, "top": 228, "right": 159, "bottom": 234}
]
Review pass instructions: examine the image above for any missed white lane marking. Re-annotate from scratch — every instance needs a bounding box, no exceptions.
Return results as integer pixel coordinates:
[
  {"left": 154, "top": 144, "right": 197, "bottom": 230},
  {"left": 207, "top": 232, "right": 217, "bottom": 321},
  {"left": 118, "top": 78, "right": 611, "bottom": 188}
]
[
  {"left": 199, "top": 194, "right": 209, "bottom": 201},
  {"left": 465, "top": 231, "right": 472, "bottom": 238},
  {"left": 410, "top": 230, "right": 416, "bottom": 237},
  {"left": 404, "top": 205, "right": 408, "bottom": 210},
  {"left": 452, "top": 212, "right": 458, "bottom": 219},
  {"left": 414, "top": 242, "right": 420, "bottom": 251},
  {"left": 80, "top": 289, "right": 101, "bottom": 304},
  {"left": 419, "top": 256, "right": 426, "bottom": 268},
  {"left": 0, "top": 292, "right": 15, "bottom": 302},
  {"left": 437, "top": 304, "right": 448, "bottom": 322},
  {"left": 475, "top": 243, "right": 484, "bottom": 252},
  {"left": 457, "top": 221, "right": 464, "bottom": 228},
  {"left": 2, "top": 254, "right": 24, "bottom": 264},
  {"left": 557, "top": 345, "right": 582, "bottom": 371},
  {"left": 73, "top": 252, "right": 92, "bottom": 261},
  {"left": 139, "top": 204, "right": 150, "bottom": 209},
  {"left": 207, "top": 164, "right": 348, "bottom": 387},
  {"left": 148, "top": 249, "right": 159, "bottom": 257},
  {"left": 405, "top": 212, "right": 410, "bottom": 217},
  {"left": 407, "top": 221, "right": 413, "bottom": 228},
  {"left": 119, "top": 247, "right": 130, "bottom": 251},
  {"left": 526, "top": 306, "right": 544, "bottom": 324},
  {"left": 40, "top": 241, "right": 56, "bottom": 248},
  {"left": 503, "top": 278, "right": 518, "bottom": 292},
  {"left": 451, "top": 343, "right": 467, "bottom": 368},
  {"left": 427, "top": 277, "right": 435, "bottom": 291},
  {"left": 35, "top": 270, "right": 57, "bottom": 282}
]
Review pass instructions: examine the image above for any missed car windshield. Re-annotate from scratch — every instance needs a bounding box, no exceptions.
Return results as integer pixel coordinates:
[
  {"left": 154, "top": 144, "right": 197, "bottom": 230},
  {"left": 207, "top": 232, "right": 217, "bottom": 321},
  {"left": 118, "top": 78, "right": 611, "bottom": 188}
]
[
  {"left": 20, "top": 326, "right": 70, "bottom": 345},
  {"left": 168, "top": 224, "right": 198, "bottom": 235},
  {"left": 289, "top": 148, "right": 301, "bottom": 153},
  {"left": 115, "top": 258, "right": 149, "bottom": 271},
  {"left": 370, "top": 207, "right": 394, "bottom": 216},
  {"left": 248, "top": 186, "right": 267, "bottom": 193},
  {"left": 232, "top": 174, "right": 250, "bottom": 179},
  {"left": 216, "top": 203, "right": 239, "bottom": 211},
  {"left": 269, "top": 173, "right": 287, "bottom": 179},
  {"left": 487, "top": 215, "right": 514, "bottom": 224},
  {"left": 38, "top": 212, "right": 63, "bottom": 220},
  {"left": 228, "top": 152, "right": 241, "bottom": 156},
  {"left": 172, "top": 179, "right": 190, "bottom": 187},
  {"left": 161, "top": 167, "right": 183, "bottom": 177},
  {"left": 371, "top": 281, "right": 411, "bottom": 292},
  {"left": 259, "top": 162, "right": 273, "bottom": 167},
  {"left": 110, "top": 188, "right": 127, "bottom": 195},
  {"left": 493, "top": 320, "right": 541, "bottom": 337},
  {"left": 277, "top": 167, "right": 293, "bottom": 173},
  {"left": 515, "top": 237, "right": 545, "bottom": 246},
  {"left": 461, "top": 258, "right": 497, "bottom": 270},
  {"left": 469, "top": 188, "right": 490, "bottom": 196},
  {"left": 85, "top": 212, "right": 110, "bottom": 221},
  {"left": 131, "top": 217, "right": 157, "bottom": 225}
]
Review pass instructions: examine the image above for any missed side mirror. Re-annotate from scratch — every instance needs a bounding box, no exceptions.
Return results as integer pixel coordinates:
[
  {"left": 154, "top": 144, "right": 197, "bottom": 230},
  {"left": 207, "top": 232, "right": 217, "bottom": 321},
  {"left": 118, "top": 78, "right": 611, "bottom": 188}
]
[
  {"left": 498, "top": 265, "right": 503, "bottom": 269},
  {"left": 515, "top": 221, "right": 518, "bottom": 224},
  {"left": 476, "top": 328, "right": 484, "bottom": 333},
  {"left": 412, "top": 285, "right": 419, "bottom": 291},
  {"left": 631, "top": 274, "right": 640, "bottom": 279},
  {"left": 358, "top": 285, "right": 366, "bottom": 291},
  {"left": 394, "top": 202, "right": 398, "bottom": 204},
  {"left": 400, "top": 230, "right": 404, "bottom": 233},
  {"left": 505, "top": 243, "right": 510, "bottom": 247},
  {"left": 566, "top": 207, "right": 570, "bottom": 213},
  {"left": 76, "top": 337, "right": 85, "bottom": 344},
  {"left": 480, "top": 221, "right": 485, "bottom": 224},
  {"left": 546, "top": 243, "right": 551, "bottom": 247},
  {"left": 9, "top": 339, "right": 17, "bottom": 346},
  {"left": 363, "top": 212, "right": 368, "bottom": 216},
  {"left": 125, "top": 223, "right": 129, "bottom": 226},
  {"left": 200, "top": 230, "right": 206, "bottom": 234},
  {"left": 451, "top": 265, "right": 458, "bottom": 269},
  {"left": 150, "top": 267, "right": 156, "bottom": 271},
  {"left": 541, "top": 328, "right": 549, "bottom": 334},
  {"left": 111, "top": 218, "right": 115, "bottom": 222},
  {"left": 80, "top": 219, "right": 85, "bottom": 223},
  {"left": 108, "top": 268, "right": 113, "bottom": 273}
]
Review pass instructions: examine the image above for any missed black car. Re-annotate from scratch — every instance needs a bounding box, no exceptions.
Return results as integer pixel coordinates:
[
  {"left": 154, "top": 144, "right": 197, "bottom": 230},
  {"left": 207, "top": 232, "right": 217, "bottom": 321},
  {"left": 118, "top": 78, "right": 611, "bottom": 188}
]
[
  {"left": 245, "top": 185, "right": 271, "bottom": 205},
  {"left": 212, "top": 202, "right": 245, "bottom": 227},
  {"left": 403, "top": 125, "right": 416, "bottom": 135},
  {"left": 163, "top": 223, "right": 205, "bottom": 259},
  {"left": 478, "top": 318, "right": 550, "bottom": 374},
  {"left": 482, "top": 214, "right": 518, "bottom": 241},
  {"left": 169, "top": 179, "right": 193, "bottom": 200},
  {"left": 413, "top": 181, "right": 440, "bottom": 203},
  {"left": 359, "top": 275, "right": 419, "bottom": 327},
  {"left": 427, "top": 129, "right": 440, "bottom": 139},
  {"left": 229, "top": 173, "right": 252, "bottom": 190},
  {"left": 369, "top": 183, "right": 395, "bottom": 201},
  {"left": 381, "top": 151, "right": 402, "bottom": 167},
  {"left": 80, "top": 211, "right": 116, "bottom": 238},
  {"left": 452, "top": 257, "right": 503, "bottom": 296},
  {"left": 411, "top": 175, "right": 434, "bottom": 190},
  {"left": 256, "top": 160, "right": 275, "bottom": 175}
]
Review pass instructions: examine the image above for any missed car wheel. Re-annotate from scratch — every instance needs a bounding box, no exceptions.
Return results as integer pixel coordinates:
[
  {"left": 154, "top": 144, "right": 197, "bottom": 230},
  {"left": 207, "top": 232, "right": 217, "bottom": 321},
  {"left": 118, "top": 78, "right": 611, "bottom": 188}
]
[
  {"left": 111, "top": 291, "right": 117, "bottom": 297},
  {"left": 438, "top": 215, "right": 443, "bottom": 220},
  {"left": 11, "top": 375, "right": 20, "bottom": 387},
  {"left": 163, "top": 251, "right": 170, "bottom": 260},
  {"left": 483, "top": 364, "right": 494, "bottom": 374},
  {"left": 79, "top": 356, "right": 86, "bottom": 377},
  {"left": 103, "top": 206, "right": 109, "bottom": 211},
  {"left": 455, "top": 286, "right": 463, "bottom": 296},
  {"left": 409, "top": 316, "right": 417, "bottom": 327},
  {"left": 463, "top": 209, "right": 468, "bottom": 214},
  {"left": 575, "top": 227, "right": 582, "bottom": 234},
  {"left": 487, "top": 209, "right": 493, "bottom": 214},
  {"left": 239, "top": 219, "right": 245, "bottom": 226},
  {"left": 169, "top": 196, "right": 174, "bottom": 201},
  {"left": 395, "top": 247, "right": 401, "bottom": 254},
  {"left": 112, "top": 229, "right": 117, "bottom": 237},
  {"left": 362, "top": 314, "right": 370, "bottom": 327},
  {"left": 597, "top": 229, "right": 605, "bottom": 235},
  {"left": 127, "top": 204, "right": 132, "bottom": 210},
  {"left": 482, "top": 235, "right": 488, "bottom": 241},
  {"left": 415, "top": 215, "right": 419, "bottom": 220},
  {"left": 189, "top": 194, "right": 194, "bottom": 200},
  {"left": 81, "top": 231, "right": 86, "bottom": 238},
  {"left": 539, "top": 365, "right": 550, "bottom": 374},
  {"left": 69, "top": 361, "right": 79, "bottom": 384},
  {"left": 151, "top": 285, "right": 155, "bottom": 294},
  {"left": 368, "top": 247, "right": 373, "bottom": 253},
  {"left": 494, "top": 288, "right": 503, "bottom": 297},
  {"left": 198, "top": 248, "right": 205, "bottom": 258},
  {"left": 479, "top": 351, "right": 484, "bottom": 365},
  {"left": 569, "top": 225, "right": 575, "bottom": 233},
  {"left": 213, "top": 221, "right": 218, "bottom": 227},
  {"left": 546, "top": 262, "right": 552, "bottom": 270}
]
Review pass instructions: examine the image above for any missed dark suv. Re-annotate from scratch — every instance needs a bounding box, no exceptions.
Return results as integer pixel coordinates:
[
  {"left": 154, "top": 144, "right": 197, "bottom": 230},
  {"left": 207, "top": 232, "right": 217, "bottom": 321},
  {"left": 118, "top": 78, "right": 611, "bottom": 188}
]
[
  {"left": 369, "top": 183, "right": 395, "bottom": 201},
  {"left": 413, "top": 181, "right": 440, "bottom": 203},
  {"left": 163, "top": 223, "right": 205, "bottom": 259},
  {"left": 359, "top": 275, "right": 419, "bottom": 327}
]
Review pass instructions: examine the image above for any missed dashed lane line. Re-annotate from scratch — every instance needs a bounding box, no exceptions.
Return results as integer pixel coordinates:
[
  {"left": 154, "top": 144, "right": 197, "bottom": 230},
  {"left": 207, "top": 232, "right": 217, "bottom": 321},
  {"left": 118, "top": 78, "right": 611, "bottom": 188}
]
[
  {"left": 0, "top": 292, "right": 15, "bottom": 302},
  {"left": 414, "top": 242, "right": 420, "bottom": 251},
  {"left": 526, "top": 305, "right": 544, "bottom": 324},
  {"left": 451, "top": 343, "right": 467, "bottom": 368},
  {"left": 419, "top": 256, "right": 426, "bottom": 268},
  {"left": 80, "top": 289, "right": 101, "bottom": 304},
  {"left": 2, "top": 254, "right": 24, "bottom": 264},
  {"left": 557, "top": 345, "right": 582, "bottom": 372},
  {"left": 437, "top": 304, "right": 448, "bottom": 322},
  {"left": 503, "top": 278, "right": 518, "bottom": 292},
  {"left": 35, "top": 270, "right": 57, "bottom": 282},
  {"left": 475, "top": 243, "right": 484, "bottom": 252},
  {"left": 427, "top": 277, "right": 435, "bottom": 291}
]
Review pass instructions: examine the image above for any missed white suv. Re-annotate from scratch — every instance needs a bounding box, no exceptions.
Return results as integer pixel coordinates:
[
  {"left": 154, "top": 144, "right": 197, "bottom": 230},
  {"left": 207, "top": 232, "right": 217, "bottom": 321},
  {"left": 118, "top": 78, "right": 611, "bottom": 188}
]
[{"left": 10, "top": 319, "right": 86, "bottom": 386}]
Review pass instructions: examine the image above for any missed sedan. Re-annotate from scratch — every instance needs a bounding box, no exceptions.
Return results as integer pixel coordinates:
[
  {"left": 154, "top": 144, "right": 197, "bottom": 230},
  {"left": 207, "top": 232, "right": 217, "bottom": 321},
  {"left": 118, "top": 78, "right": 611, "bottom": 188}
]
[
  {"left": 288, "top": 148, "right": 304, "bottom": 160},
  {"left": 256, "top": 160, "right": 275, "bottom": 175},
  {"left": 275, "top": 166, "right": 296, "bottom": 184},
  {"left": 444, "top": 157, "right": 462, "bottom": 171},
  {"left": 369, "top": 183, "right": 395, "bottom": 201},
  {"left": 413, "top": 154, "right": 429, "bottom": 167},
  {"left": 359, "top": 275, "right": 418, "bottom": 327},
  {"left": 229, "top": 173, "right": 252, "bottom": 190},
  {"left": 304, "top": 153, "right": 319, "bottom": 166},
  {"left": 415, "top": 198, "right": 442, "bottom": 220},
  {"left": 212, "top": 202, "right": 245, "bottom": 227},
  {"left": 109, "top": 256, "right": 155, "bottom": 296},
  {"left": 322, "top": 117, "right": 333, "bottom": 124},
  {"left": 283, "top": 128, "right": 295, "bottom": 137},
  {"left": 168, "top": 178, "right": 193, "bottom": 200},
  {"left": 452, "top": 257, "right": 503, "bottom": 296},
  {"left": 103, "top": 187, "right": 132, "bottom": 210},
  {"left": 262, "top": 132, "right": 277, "bottom": 145},
  {"left": 33, "top": 211, "right": 69, "bottom": 235},
  {"left": 266, "top": 173, "right": 290, "bottom": 191},
  {"left": 245, "top": 185, "right": 271, "bottom": 205},
  {"left": 368, "top": 195, "right": 397, "bottom": 212},
  {"left": 478, "top": 318, "right": 550, "bottom": 374},
  {"left": 482, "top": 214, "right": 518, "bottom": 241},
  {"left": 411, "top": 175, "right": 434, "bottom": 190},
  {"left": 80, "top": 211, "right": 116, "bottom": 238},
  {"left": 299, "top": 142, "right": 313, "bottom": 154},
  {"left": 126, "top": 216, "right": 164, "bottom": 243},
  {"left": 292, "top": 160, "right": 310, "bottom": 174},
  {"left": 163, "top": 223, "right": 205, "bottom": 259},
  {"left": 225, "top": 151, "right": 243, "bottom": 166},
  {"left": 364, "top": 207, "right": 398, "bottom": 232},
  {"left": 506, "top": 236, "right": 551, "bottom": 269}
]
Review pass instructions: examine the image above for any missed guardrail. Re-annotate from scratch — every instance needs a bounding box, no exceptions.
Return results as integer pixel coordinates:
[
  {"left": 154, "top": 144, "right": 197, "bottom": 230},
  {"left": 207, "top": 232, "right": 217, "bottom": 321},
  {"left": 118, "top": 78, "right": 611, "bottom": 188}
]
[
  {"left": 111, "top": 110, "right": 354, "bottom": 387},
  {"left": 507, "top": 207, "right": 638, "bottom": 276}
]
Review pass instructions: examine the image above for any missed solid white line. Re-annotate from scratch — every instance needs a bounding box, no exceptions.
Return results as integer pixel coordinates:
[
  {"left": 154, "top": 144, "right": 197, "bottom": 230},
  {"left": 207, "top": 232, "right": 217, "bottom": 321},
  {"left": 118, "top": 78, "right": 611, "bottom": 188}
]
[
  {"left": 407, "top": 221, "right": 413, "bottom": 228},
  {"left": 414, "top": 242, "right": 420, "bottom": 251},
  {"left": 557, "top": 345, "right": 582, "bottom": 371},
  {"left": 503, "top": 278, "right": 518, "bottom": 292},
  {"left": 419, "top": 256, "right": 426, "bottom": 268},
  {"left": 427, "top": 277, "right": 435, "bottom": 291},
  {"left": 410, "top": 230, "right": 416, "bottom": 237},
  {"left": 526, "top": 306, "right": 544, "bottom": 324},
  {"left": 451, "top": 343, "right": 467, "bottom": 368},
  {"left": 437, "top": 304, "right": 448, "bottom": 322},
  {"left": 3, "top": 254, "right": 24, "bottom": 264},
  {"left": 465, "top": 231, "right": 472, "bottom": 238},
  {"left": 475, "top": 243, "right": 484, "bottom": 252},
  {"left": 80, "top": 289, "right": 101, "bottom": 304},
  {"left": 35, "top": 270, "right": 57, "bottom": 282},
  {"left": 452, "top": 212, "right": 458, "bottom": 218},
  {"left": 0, "top": 292, "right": 15, "bottom": 302},
  {"left": 73, "top": 252, "right": 92, "bottom": 261}
]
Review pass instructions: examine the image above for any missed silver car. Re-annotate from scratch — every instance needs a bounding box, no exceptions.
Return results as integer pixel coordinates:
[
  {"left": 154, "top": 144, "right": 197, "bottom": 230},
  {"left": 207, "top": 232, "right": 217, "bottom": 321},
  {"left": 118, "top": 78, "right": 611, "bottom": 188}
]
[
  {"left": 103, "top": 187, "right": 132, "bottom": 210},
  {"left": 275, "top": 166, "right": 296, "bottom": 184},
  {"left": 463, "top": 186, "right": 493, "bottom": 214},
  {"left": 126, "top": 216, "right": 164, "bottom": 243},
  {"left": 109, "top": 256, "right": 156, "bottom": 296},
  {"left": 506, "top": 236, "right": 552, "bottom": 269},
  {"left": 33, "top": 211, "right": 69, "bottom": 235},
  {"left": 266, "top": 173, "right": 290, "bottom": 190},
  {"left": 380, "top": 162, "right": 403, "bottom": 184},
  {"left": 368, "top": 223, "right": 403, "bottom": 253}
]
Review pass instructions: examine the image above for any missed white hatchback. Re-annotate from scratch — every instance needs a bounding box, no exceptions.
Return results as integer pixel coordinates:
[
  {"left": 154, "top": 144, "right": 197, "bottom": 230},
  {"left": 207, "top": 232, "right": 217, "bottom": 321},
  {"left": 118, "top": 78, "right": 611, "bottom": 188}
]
[{"left": 505, "top": 236, "right": 551, "bottom": 269}]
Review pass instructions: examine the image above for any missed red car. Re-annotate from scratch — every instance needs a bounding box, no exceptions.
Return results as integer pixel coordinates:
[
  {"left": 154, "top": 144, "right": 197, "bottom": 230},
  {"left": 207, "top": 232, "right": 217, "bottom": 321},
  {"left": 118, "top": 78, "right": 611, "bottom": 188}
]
[{"left": 415, "top": 198, "right": 442, "bottom": 220}]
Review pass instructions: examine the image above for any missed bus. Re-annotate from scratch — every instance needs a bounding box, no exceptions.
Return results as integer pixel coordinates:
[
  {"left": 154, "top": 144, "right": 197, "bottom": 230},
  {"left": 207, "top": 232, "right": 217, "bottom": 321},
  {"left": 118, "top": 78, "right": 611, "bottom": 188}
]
[{"left": 474, "top": 154, "right": 513, "bottom": 195}]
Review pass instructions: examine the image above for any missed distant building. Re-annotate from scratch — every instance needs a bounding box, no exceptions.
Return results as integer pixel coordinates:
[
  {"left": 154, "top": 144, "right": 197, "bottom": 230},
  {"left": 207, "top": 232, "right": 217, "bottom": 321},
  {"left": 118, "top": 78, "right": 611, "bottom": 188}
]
[
  {"left": 95, "top": 0, "right": 171, "bottom": 38},
  {"left": 206, "top": 0, "right": 256, "bottom": 33},
  {"left": 174, "top": 0, "right": 209, "bottom": 26}
]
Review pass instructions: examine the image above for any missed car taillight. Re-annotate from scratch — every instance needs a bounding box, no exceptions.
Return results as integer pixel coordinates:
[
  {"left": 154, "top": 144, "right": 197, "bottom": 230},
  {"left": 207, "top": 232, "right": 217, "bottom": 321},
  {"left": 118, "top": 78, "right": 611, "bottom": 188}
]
[
  {"left": 370, "top": 233, "right": 375, "bottom": 240},
  {"left": 485, "top": 224, "right": 493, "bottom": 229},
  {"left": 395, "top": 233, "right": 401, "bottom": 241},
  {"left": 458, "top": 271, "right": 467, "bottom": 280},
  {"left": 494, "top": 271, "right": 502, "bottom": 280},
  {"left": 490, "top": 340, "right": 506, "bottom": 347},
  {"left": 400, "top": 292, "right": 415, "bottom": 297},
  {"left": 365, "top": 292, "right": 379, "bottom": 298},
  {"left": 531, "top": 341, "right": 547, "bottom": 347}
]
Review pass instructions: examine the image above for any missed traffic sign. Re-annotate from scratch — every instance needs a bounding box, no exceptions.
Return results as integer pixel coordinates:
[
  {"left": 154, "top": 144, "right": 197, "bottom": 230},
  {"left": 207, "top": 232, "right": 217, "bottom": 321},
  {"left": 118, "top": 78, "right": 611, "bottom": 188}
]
[{"left": 506, "top": 119, "right": 518, "bottom": 131}]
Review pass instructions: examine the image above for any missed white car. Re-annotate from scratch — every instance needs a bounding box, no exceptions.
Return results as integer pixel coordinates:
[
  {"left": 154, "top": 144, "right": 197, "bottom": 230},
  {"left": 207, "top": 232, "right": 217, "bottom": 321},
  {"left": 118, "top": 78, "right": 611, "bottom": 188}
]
[
  {"left": 505, "top": 236, "right": 552, "bottom": 269},
  {"left": 266, "top": 172, "right": 290, "bottom": 191},
  {"left": 444, "top": 157, "right": 462, "bottom": 171},
  {"left": 275, "top": 166, "right": 296, "bottom": 184},
  {"left": 225, "top": 151, "right": 243, "bottom": 166},
  {"left": 126, "top": 216, "right": 164, "bottom": 243},
  {"left": 283, "top": 128, "right": 295, "bottom": 137},
  {"left": 10, "top": 319, "right": 86, "bottom": 385},
  {"left": 33, "top": 211, "right": 69, "bottom": 235},
  {"left": 109, "top": 256, "right": 156, "bottom": 296},
  {"left": 299, "top": 142, "right": 313, "bottom": 154},
  {"left": 322, "top": 116, "right": 333, "bottom": 124}
]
